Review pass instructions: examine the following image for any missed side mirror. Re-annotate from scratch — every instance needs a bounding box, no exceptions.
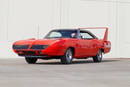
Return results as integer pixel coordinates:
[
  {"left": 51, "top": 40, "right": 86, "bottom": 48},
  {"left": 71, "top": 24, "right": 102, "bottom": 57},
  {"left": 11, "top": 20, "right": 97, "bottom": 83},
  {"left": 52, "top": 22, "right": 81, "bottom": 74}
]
[
  {"left": 80, "top": 36, "right": 83, "bottom": 39},
  {"left": 79, "top": 36, "right": 83, "bottom": 39}
]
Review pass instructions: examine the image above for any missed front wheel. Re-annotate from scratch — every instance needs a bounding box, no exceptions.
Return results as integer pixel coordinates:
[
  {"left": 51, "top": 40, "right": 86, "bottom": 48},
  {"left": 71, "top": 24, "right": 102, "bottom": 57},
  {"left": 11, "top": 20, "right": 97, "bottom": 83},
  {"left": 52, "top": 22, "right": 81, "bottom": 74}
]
[
  {"left": 93, "top": 50, "right": 103, "bottom": 62},
  {"left": 25, "top": 57, "right": 38, "bottom": 64},
  {"left": 60, "top": 48, "right": 73, "bottom": 64}
]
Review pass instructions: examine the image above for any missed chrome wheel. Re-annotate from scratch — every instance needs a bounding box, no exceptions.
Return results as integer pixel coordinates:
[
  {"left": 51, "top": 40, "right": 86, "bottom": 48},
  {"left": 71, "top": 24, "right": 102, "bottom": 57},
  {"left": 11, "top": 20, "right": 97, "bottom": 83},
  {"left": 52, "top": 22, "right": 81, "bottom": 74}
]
[
  {"left": 93, "top": 50, "right": 103, "bottom": 62},
  {"left": 61, "top": 48, "right": 74, "bottom": 64},
  {"left": 97, "top": 50, "right": 102, "bottom": 61},
  {"left": 66, "top": 49, "right": 73, "bottom": 62}
]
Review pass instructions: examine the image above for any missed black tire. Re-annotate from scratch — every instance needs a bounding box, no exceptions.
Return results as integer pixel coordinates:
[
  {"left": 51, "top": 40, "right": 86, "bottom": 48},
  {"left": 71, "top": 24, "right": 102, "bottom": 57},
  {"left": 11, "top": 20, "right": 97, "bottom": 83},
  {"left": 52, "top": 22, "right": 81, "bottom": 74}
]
[
  {"left": 93, "top": 50, "right": 103, "bottom": 62},
  {"left": 60, "top": 48, "right": 73, "bottom": 64},
  {"left": 25, "top": 57, "right": 38, "bottom": 64}
]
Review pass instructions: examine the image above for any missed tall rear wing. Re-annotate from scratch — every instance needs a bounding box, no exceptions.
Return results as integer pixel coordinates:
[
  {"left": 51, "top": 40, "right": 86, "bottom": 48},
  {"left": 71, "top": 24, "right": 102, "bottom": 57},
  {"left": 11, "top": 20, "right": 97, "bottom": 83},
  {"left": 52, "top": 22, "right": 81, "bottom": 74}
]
[{"left": 78, "top": 27, "right": 108, "bottom": 41}]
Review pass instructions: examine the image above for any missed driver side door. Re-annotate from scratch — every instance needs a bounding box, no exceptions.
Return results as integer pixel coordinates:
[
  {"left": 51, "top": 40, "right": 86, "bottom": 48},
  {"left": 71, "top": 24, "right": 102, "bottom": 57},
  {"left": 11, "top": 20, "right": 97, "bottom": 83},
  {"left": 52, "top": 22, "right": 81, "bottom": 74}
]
[{"left": 79, "top": 31, "right": 97, "bottom": 57}]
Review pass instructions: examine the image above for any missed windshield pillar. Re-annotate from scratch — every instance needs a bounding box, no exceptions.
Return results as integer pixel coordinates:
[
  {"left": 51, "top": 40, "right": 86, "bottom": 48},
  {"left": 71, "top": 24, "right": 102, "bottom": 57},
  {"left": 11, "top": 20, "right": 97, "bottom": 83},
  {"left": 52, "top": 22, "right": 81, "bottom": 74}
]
[{"left": 77, "top": 30, "right": 80, "bottom": 39}]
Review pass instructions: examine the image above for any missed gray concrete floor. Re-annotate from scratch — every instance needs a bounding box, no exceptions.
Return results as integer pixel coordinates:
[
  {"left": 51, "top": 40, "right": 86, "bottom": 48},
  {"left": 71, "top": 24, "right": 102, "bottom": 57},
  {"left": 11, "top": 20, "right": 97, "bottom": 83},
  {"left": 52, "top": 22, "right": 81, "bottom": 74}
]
[{"left": 0, "top": 58, "right": 130, "bottom": 87}]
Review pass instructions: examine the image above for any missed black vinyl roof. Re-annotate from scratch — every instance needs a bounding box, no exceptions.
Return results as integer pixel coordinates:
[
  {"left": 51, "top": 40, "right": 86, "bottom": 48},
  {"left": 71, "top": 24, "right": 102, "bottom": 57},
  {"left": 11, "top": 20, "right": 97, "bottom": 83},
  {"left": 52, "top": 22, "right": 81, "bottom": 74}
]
[{"left": 52, "top": 29, "right": 77, "bottom": 31}]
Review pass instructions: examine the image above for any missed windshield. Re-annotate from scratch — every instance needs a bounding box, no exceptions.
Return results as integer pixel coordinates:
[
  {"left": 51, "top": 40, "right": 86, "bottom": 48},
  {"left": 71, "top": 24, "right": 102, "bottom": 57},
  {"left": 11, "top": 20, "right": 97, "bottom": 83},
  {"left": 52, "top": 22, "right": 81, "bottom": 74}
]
[{"left": 45, "top": 30, "right": 77, "bottom": 39}]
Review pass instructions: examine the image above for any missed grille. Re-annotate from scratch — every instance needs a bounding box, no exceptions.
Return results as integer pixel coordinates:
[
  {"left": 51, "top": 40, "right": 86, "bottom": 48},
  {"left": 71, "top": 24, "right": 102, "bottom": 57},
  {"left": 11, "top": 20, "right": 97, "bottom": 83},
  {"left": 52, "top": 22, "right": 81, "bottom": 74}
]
[
  {"left": 31, "top": 45, "right": 49, "bottom": 49},
  {"left": 13, "top": 45, "right": 29, "bottom": 49},
  {"left": 22, "top": 51, "right": 36, "bottom": 55}
]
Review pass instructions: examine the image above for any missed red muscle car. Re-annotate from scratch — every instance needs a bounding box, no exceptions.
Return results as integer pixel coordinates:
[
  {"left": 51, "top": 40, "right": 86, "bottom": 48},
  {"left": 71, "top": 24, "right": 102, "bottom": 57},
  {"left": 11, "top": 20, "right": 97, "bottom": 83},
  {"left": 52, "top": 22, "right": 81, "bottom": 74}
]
[{"left": 12, "top": 27, "right": 111, "bottom": 64}]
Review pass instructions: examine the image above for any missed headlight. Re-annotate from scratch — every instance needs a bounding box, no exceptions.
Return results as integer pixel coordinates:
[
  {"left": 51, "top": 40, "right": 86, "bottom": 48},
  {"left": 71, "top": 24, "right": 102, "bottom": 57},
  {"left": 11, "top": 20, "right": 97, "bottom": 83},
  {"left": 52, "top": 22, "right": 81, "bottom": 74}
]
[
  {"left": 13, "top": 45, "right": 29, "bottom": 49},
  {"left": 30, "top": 45, "right": 49, "bottom": 49}
]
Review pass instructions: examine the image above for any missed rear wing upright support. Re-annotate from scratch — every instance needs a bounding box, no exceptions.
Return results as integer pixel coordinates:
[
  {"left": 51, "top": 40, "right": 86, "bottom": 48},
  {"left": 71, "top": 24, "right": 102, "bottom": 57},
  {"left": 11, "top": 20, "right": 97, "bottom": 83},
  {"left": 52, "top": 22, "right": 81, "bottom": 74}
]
[{"left": 78, "top": 27, "right": 108, "bottom": 41}]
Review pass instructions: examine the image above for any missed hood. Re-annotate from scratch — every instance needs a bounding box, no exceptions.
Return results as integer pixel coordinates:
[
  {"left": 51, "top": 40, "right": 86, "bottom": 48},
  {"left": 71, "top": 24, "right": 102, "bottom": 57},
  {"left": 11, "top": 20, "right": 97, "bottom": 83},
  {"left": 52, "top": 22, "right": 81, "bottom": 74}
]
[{"left": 13, "top": 38, "right": 61, "bottom": 45}]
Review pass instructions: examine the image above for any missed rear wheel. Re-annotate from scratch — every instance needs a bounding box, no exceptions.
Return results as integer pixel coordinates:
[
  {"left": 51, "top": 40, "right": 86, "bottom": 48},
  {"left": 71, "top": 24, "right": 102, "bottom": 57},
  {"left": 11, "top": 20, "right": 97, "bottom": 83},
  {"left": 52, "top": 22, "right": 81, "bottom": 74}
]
[
  {"left": 60, "top": 48, "right": 73, "bottom": 64},
  {"left": 93, "top": 50, "right": 103, "bottom": 62},
  {"left": 25, "top": 57, "right": 38, "bottom": 64}
]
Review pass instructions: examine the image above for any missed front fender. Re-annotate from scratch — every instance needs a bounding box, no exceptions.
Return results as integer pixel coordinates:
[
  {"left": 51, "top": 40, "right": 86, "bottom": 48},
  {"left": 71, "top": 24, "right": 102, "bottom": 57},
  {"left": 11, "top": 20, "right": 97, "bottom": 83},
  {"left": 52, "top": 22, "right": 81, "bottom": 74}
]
[{"left": 42, "top": 40, "right": 67, "bottom": 56}]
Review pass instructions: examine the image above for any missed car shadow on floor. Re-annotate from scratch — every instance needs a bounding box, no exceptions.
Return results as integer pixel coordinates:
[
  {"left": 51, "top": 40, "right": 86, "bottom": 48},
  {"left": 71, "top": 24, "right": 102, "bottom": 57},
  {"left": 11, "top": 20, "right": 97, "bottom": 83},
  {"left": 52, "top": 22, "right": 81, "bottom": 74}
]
[{"left": 35, "top": 59, "right": 120, "bottom": 65}]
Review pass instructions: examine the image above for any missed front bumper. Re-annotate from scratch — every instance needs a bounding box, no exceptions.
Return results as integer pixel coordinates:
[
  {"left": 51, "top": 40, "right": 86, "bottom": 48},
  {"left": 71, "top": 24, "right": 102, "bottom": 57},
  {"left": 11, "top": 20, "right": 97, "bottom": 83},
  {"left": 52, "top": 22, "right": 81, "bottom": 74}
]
[
  {"left": 13, "top": 44, "right": 66, "bottom": 57},
  {"left": 18, "top": 54, "right": 48, "bottom": 58},
  {"left": 14, "top": 49, "right": 65, "bottom": 57}
]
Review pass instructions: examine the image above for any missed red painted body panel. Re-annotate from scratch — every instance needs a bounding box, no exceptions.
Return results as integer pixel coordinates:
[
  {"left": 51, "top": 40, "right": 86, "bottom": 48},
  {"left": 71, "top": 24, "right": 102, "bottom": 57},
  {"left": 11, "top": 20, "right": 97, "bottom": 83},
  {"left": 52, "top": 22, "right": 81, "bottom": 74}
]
[{"left": 12, "top": 27, "right": 111, "bottom": 59}]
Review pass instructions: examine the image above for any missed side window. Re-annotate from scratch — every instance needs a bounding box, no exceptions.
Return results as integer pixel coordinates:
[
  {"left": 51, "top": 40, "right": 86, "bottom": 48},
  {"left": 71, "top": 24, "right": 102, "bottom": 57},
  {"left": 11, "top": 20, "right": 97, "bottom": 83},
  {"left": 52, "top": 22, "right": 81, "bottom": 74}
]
[{"left": 80, "top": 32, "right": 94, "bottom": 39}]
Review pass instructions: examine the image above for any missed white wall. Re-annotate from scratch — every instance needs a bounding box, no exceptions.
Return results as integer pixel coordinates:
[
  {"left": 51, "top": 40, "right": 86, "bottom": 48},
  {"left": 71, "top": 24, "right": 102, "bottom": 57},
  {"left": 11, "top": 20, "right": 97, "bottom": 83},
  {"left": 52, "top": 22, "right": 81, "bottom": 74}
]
[{"left": 0, "top": 0, "right": 130, "bottom": 58}]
